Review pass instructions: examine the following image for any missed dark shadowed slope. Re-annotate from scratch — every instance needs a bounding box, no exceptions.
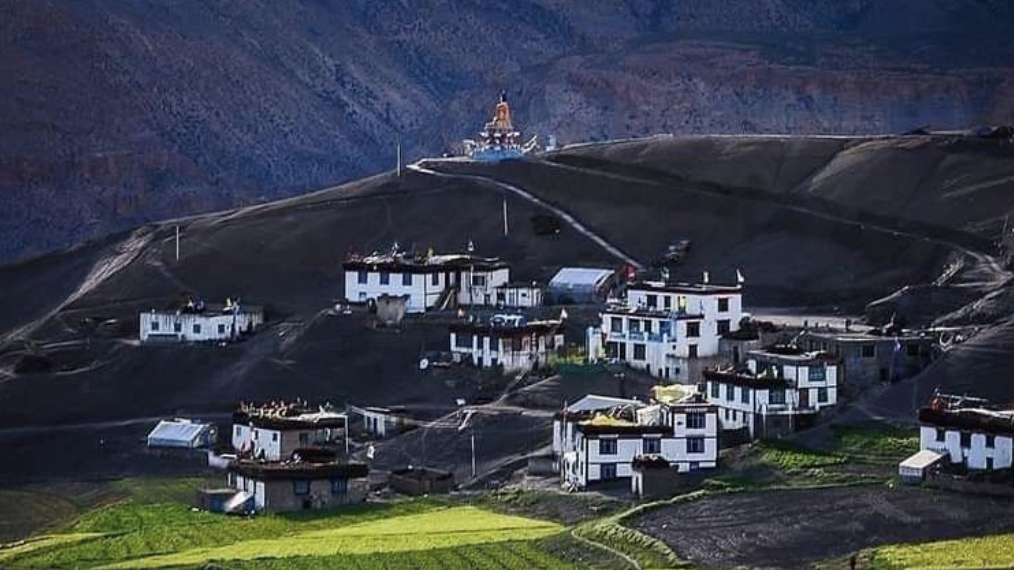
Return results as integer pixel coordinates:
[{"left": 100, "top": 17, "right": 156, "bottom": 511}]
[
  {"left": 3, "top": 0, "right": 1014, "bottom": 262},
  {"left": 0, "top": 134, "right": 1012, "bottom": 430}
]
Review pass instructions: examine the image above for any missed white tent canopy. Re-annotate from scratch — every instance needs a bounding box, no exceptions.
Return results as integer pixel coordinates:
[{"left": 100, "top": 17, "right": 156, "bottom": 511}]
[{"left": 147, "top": 419, "right": 216, "bottom": 449}]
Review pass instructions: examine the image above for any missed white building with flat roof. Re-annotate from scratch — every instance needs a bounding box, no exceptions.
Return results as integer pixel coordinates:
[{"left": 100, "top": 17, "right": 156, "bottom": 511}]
[
  {"left": 554, "top": 394, "right": 718, "bottom": 490},
  {"left": 587, "top": 281, "right": 744, "bottom": 382},
  {"left": 450, "top": 315, "right": 564, "bottom": 375},
  {"left": 703, "top": 347, "right": 840, "bottom": 438},
  {"left": 918, "top": 394, "right": 1014, "bottom": 472},
  {"left": 343, "top": 250, "right": 511, "bottom": 313},
  {"left": 140, "top": 299, "right": 263, "bottom": 344}
]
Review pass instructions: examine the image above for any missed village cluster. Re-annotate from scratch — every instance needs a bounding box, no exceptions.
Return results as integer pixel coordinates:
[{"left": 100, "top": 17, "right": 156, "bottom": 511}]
[
  {"left": 132, "top": 94, "right": 1010, "bottom": 514},
  {"left": 137, "top": 234, "right": 1013, "bottom": 513}
]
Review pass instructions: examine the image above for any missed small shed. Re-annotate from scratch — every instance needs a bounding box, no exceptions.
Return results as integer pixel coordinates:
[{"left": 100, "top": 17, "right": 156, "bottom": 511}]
[
  {"left": 388, "top": 467, "right": 455, "bottom": 496},
  {"left": 899, "top": 449, "right": 945, "bottom": 484},
  {"left": 547, "top": 268, "right": 616, "bottom": 304},
  {"left": 147, "top": 419, "right": 217, "bottom": 449},
  {"left": 631, "top": 456, "right": 681, "bottom": 499}
]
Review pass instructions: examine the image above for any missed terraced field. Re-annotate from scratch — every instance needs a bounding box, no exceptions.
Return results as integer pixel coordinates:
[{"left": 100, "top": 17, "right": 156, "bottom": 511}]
[{"left": 0, "top": 499, "right": 585, "bottom": 570}]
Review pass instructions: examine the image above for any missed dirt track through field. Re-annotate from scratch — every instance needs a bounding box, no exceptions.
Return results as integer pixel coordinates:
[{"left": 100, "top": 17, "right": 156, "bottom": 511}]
[{"left": 632, "top": 485, "right": 1014, "bottom": 569}]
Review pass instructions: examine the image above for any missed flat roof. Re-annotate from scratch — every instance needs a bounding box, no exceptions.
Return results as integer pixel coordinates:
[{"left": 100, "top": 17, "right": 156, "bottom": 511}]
[
  {"left": 703, "top": 368, "right": 789, "bottom": 390},
  {"left": 629, "top": 281, "right": 742, "bottom": 296},
  {"left": 919, "top": 406, "right": 1014, "bottom": 436},
  {"left": 748, "top": 347, "right": 840, "bottom": 364},
  {"left": 602, "top": 304, "right": 704, "bottom": 320},
  {"left": 233, "top": 408, "right": 348, "bottom": 430},
  {"left": 900, "top": 449, "right": 945, "bottom": 470},
  {"left": 803, "top": 330, "right": 933, "bottom": 343},
  {"left": 344, "top": 252, "right": 508, "bottom": 273},
  {"left": 548, "top": 267, "right": 615, "bottom": 288},
  {"left": 230, "top": 460, "right": 368, "bottom": 481},
  {"left": 566, "top": 395, "right": 642, "bottom": 413},
  {"left": 450, "top": 319, "right": 562, "bottom": 336}
]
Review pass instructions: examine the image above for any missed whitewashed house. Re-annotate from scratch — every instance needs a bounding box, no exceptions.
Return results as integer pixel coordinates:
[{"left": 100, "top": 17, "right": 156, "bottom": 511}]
[
  {"left": 494, "top": 282, "right": 543, "bottom": 308},
  {"left": 450, "top": 315, "right": 564, "bottom": 374},
  {"left": 140, "top": 298, "right": 264, "bottom": 343},
  {"left": 554, "top": 394, "right": 718, "bottom": 490},
  {"left": 343, "top": 249, "right": 511, "bottom": 313},
  {"left": 703, "top": 346, "right": 840, "bottom": 438},
  {"left": 231, "top": 403, "right": 348, "bottom": 462},
  {"left": 587, "top": 281, "right": 744, "bottom": 382},
  {"left": 917, "top": 394, "right": 1014, "bottom": 471}
]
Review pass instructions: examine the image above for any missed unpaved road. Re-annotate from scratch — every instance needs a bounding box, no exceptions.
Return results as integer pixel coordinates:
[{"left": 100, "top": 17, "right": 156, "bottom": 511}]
[{"left": 632, "top": 485, "right": 1014, "bottom": 569}]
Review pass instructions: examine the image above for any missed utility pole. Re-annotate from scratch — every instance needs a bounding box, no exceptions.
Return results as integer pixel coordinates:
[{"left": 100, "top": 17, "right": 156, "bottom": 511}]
[
  {"left": 502, "top": 194, "right": 509, "bottom": 237},
  {"left": 175, "top": 225, "right": 180, "bottom": 262},
  {"left": 345, "top": 414, "right": 350, "bottom": 456},
  {"left": 396, "top": 137, "right": 402, "bottom": 178},
  {"left": 471, "top": 431, "right": 477, "bottom": 478}
]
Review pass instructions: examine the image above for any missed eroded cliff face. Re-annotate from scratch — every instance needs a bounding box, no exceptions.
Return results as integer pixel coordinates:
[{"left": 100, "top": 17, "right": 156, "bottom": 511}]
[{"left": 2, "top": 0, "right": 1013, "bottom": 262}]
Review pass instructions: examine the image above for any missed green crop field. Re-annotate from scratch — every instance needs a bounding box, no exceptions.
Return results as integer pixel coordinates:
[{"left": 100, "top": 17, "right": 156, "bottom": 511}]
[
  {"left": 0, "top": 491, "right": 591, "bottom": 570},
  {"left": 870, "top": 532, "right": 1014, "bottom": 570}
]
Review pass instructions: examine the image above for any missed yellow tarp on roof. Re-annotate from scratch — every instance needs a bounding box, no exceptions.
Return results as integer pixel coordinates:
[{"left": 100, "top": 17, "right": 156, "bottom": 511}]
[
  {"left": 651, "top": 384, "right": 691, "bottom": 405},
  {"left": 581, "top": 414, "right": 637, "bottom": 427}
]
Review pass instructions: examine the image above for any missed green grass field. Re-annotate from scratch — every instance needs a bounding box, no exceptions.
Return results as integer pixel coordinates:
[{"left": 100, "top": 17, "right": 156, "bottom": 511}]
[
  {"left": 870, "top": 532, "right": 1014, "bottom": 570},
  {"left": 0, "top": 482, "right": 596, "bottom": 570}
]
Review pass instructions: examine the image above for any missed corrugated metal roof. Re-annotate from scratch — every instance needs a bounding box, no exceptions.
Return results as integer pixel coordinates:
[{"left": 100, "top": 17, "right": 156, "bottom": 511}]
[
  {"left": 549, "top": 267, "right": 614, "bottom": 289},
  {"left": 566, "top": 394, "right": 641, "bottom": 413},
  {"left": 147, "top": 419, "right": 214, "bottom": 448}
]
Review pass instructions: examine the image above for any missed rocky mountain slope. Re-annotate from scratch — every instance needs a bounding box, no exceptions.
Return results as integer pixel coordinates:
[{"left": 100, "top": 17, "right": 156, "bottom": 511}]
[{"left": 3, "top": 0, "right": 1014, "bottom": 262}]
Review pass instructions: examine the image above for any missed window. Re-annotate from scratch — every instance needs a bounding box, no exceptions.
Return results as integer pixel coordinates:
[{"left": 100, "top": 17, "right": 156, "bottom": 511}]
[
  {"left": 358, "top": 271, "right": 368, "bottom": 284},
  {"left": 688, "top": 345, "right": 698, "bottom": 359},
  {"left": 173, "top": 322, "right": 182, "bottom": 333},
  {"left": 234, "top": 426, "right": 241, "bottom": 437},
  {"left": 455, "top": 334, "right": 471, "bottom": 349},
  {"left": 331, "top": 478, "right": 347, "bottom": 495},
  {"left": 817, "top": 388, "right": 828, "bottom": 403},
  {"left": 726, "top": 385, "right": 734, "bottom": 401},
  {"left": 677, "top": 296, "right": 687, "bottom": 311},
  {"left": 987, "top": 434, "right": 996, "bottom": 448},
  {"left": 600, "top": 463, "right": 617, "bottom": 480},
  {"left": 809, "top": 366, "right": 826, "bottom": 382},
  {"left": 400, "top": 273, "right": 411, "bottom": 286},
  {"left": 431, "top": 273, "right": 440, "bottom": 286},
  {"left": 633, "top": 344, "right": 646, "bottom": 361},
  {"left": 358, "top": 292, "right": 367, "bottom": 300},
  {"left": 936, "top": 428, "right": 945, "bottom": 442},
  {"left": 151, "top": 321, "right": 160, "bottom": 331},
  {"left": 193, "top": 323, "right": 201, "bottom": 334},
  {"left": 710, "top": 382, "right": 720, "bottom": 398},
  {"left": 646, "top": 294, "right": 657, "bottom": 308},
  {"left": 861, "top": 344, "right": 875, "bottom": 358},
  {"left": 299, "top": 432, "right": 309, "bottom": 445},
  {"left": 663, "top": 295, "right": 672, "bottom": 309},
  {"left": 686, "top": 322, "right": 700, "bottom": 338},
  {"left": 717, "top": 320, "right": 730, "bottom": 335},
  {"left": 687, "top": 411, "right": 706, "bottom": 429},
  {"left": 643, "top": 438, "right": 661, "bottom": 454},
  {"left": 629, "top": 319, "right": 641, "bottom": 333},
  {"left": 907, "top": 344, "right": 920, "bottom": 357},
  {"left": 770, "top": 390, "right": 786, "bottom": 405},
  {"left": 599, "top": 439, "right": 617, "bottom": 455},
  {"left": 471, "top": 274, "right": 486, "bottom": 287},
  {"left": 718, "top": 298, "right": 729, "bottom": 312},
  {"left": 293, "top": 480, "right": 310, "bottom": 496},
  {"left": 272, "top": 432, "right": 279, "bottom": 442},
  {"left": 741, "top": 389, "right": 750, "bottom": 404},
  {"left": 610, "top": 317, "right": 623, "bottom": 333},
  {"left": 218, "top": 324, "right": 226, "bottom": 335},
  {"left": 960, "top": 432, "right": 971, "bottom": 448},
  {"left": 379, "top": 272, "right": 390, "bottom": 285},
  {"left": 687, "top": 437, "right": 705, "bottom": 454}
]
